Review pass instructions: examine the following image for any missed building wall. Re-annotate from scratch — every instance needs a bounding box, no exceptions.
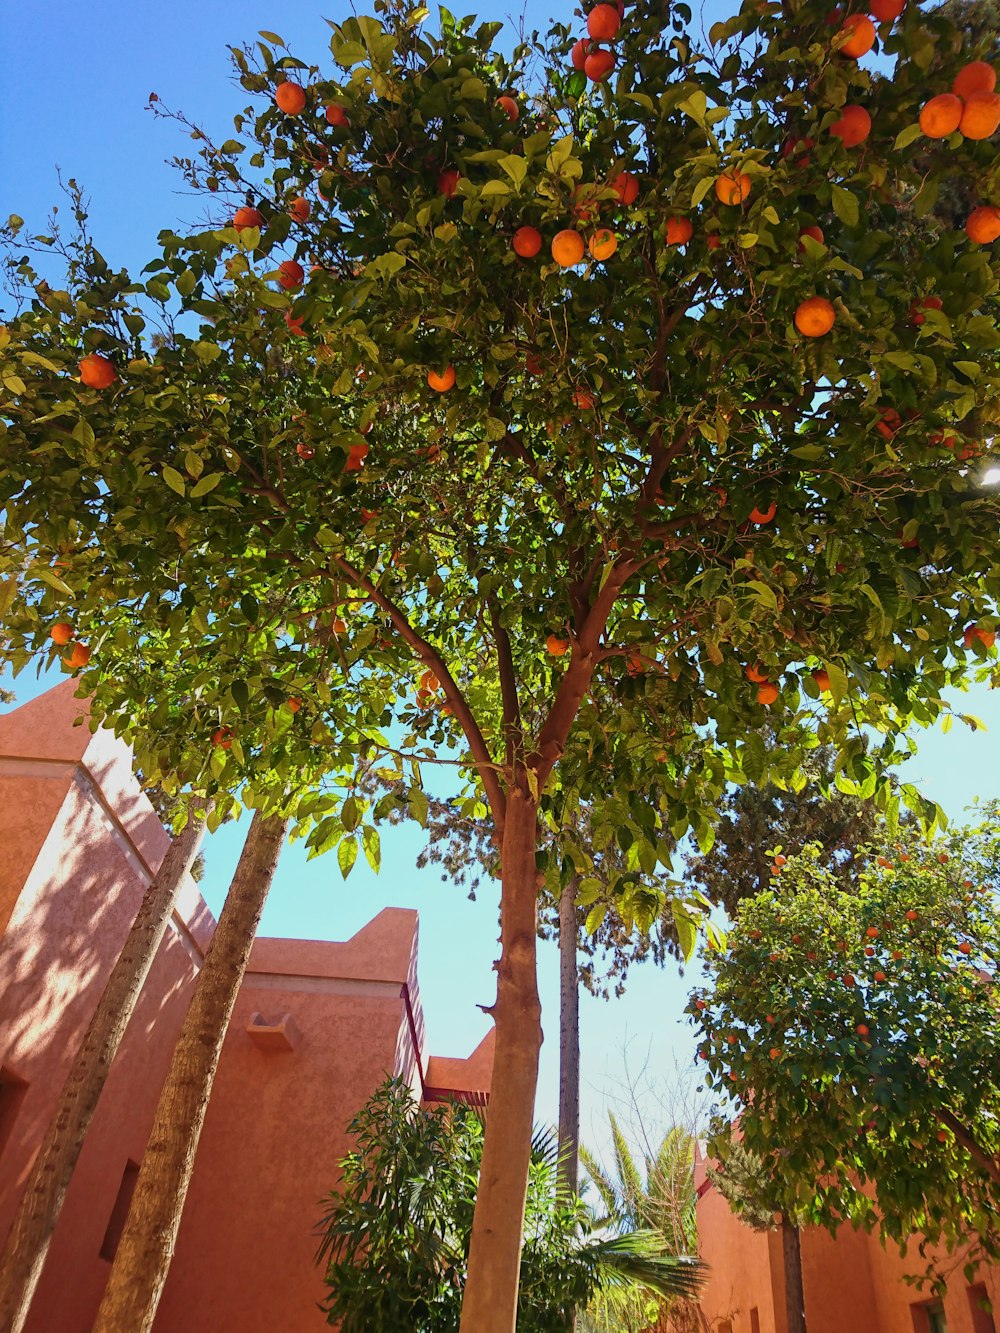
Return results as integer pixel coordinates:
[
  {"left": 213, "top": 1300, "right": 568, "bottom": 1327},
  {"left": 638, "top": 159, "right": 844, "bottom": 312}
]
[{"left": 0, "top": 684, "right": 493, "bottom": 1333}]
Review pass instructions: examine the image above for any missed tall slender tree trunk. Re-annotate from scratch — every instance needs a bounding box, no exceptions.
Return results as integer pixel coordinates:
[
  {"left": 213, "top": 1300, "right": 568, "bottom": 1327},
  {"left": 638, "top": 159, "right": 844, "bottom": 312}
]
[
  {"left": 460, "top": 789, "right": 542, "bottom": 1333},
  {"left": 91, "top": 810, "right": 288, "bottom": 1333},
  {"left": 781, "top": 1214, "right": 807, "bottom": 1333},
  {"left": 557, "top": 876, "right": 580, "bottom": 1199},
  {"left": 0, "top": 799, "right": 208, "bottom": 1333}
]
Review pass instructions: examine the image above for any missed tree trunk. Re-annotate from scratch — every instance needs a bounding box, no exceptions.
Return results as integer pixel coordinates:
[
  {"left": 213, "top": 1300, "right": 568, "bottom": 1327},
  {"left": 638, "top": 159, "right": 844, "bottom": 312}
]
[
  {"left": 557, "top": 876, "right": 580, "bottom": 1199},
  {"left": 0, "top": 799, "right": 208, "bottom": 1333},
  {"left": 781, "top": 1214, "right": 807, "bottom": 1333},
  {"left": 91, "top": 809, "right": 288, "bottom": 1333},
  {"left": 460, "top": 789, "right": 543, "bottom": 1333}
]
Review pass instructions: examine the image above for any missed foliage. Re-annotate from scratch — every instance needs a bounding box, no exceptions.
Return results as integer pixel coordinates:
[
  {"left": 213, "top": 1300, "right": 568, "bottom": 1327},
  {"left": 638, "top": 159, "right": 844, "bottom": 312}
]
[
  {"left": 690, "top": 807, "right": 1000, "bottom": 1287},
  {"left": 704, "top": 1127, "right": 784, "bottom": 1233},
  {"left": 316, "top": 1078, "right": 705, "bottom": 1331}
]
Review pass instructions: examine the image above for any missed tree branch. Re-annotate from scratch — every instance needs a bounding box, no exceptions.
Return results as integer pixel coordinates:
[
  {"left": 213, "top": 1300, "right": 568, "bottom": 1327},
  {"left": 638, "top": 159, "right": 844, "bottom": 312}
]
[
  {"left": 488, "top": 595, "right": 523, "bottom": 771},
  {"left": 936, "top": 1108, "right": 1000, "bottom": 1188}
]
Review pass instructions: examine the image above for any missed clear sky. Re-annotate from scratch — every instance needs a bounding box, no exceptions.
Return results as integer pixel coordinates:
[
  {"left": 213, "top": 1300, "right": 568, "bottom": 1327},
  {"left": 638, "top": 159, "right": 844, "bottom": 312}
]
[{"left": 3, "top": 0, "right": 999, "bottom": 1167}]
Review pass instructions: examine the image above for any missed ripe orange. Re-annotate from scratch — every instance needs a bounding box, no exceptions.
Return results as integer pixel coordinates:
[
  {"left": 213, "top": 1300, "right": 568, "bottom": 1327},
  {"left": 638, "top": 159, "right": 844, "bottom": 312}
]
[
  {"left": 856, "top": 1022, "right": 870, "bottom": 1037},
  {"left": 325, "top": 104, "right": 349, "bottom": 127},
  {"left": 866, "top": 926, "right": 879, "bottom": 939},
  {"left": 277, "top": 260, "right": 304, "bottom": 289},
  {"left": 843, "top": 973, "right": 856, "bottom": 987},
  {"left": 959, "top": 91, "right": 1000, "bottom": 140},
  {"left": 757, "top": 681, "right": 779, "bottom": 705},
  {"left": 874, "top": 969, "right": 887, "bottom": 981},
  {"left": 813, "top": 667, "right": 831, "bottom": 691},
  {"left": 909, "top": 294, "right": 942, "bottom": 325},
  {"left": 589, "top": 228, "right": 617, "bottom": 259},
  {"left": 706, "top": 232, "right": 721, "bottom": 250},
  {"left": 513, "top": 225, "right": 543, "bottom": 258},
  {"left": 959, "top": 940, "right": 972, "bottom": 955},
  {"left": 715, "top": 169, "right": 752, "bottom": 205},
  {"left": 296, "top": 442, "right": 315, "bottom": 460},
  {"left": 665, "top": 216, "right": 693, "bottom": 246},
  {"left": 419, "top": 669, "right": 440, "bottom": 692},
  {"left": 67, "top": 642, "right": 91, "bottom": 669},
  {"left": 585, "top": 48, "right": 616, "bottom": 81},
  {"left": 798, "top": 225, "right": 825, "bottom": 252},
  {"left": 749, "top": 501, "right": 777, "bottom": 524},
  {"left": 286, "top": 697, "right": 302, "bottom": 712},
  {"left": 587, "top": 3, "right": 621, "bottom": 39},
  {"left": 438, "top": 169, "right": 460, "bottom": 198},
  {"left": 551, "top": 229, "right": 586, "bottom": 266},
  {"left": 332, "top": 617, "right": 348, "bottom": 635},
  {"left": 774, "top": 855, "right": 787, "bottom": 868},
  {"left": 794, "top": 296, "right": 836, "bottom": 337},
  {"left": 744, "top": 663, "right": 769, "bottom": 683},
  {"left": 967, "top": 205, "right": 1000, "bottom": 243},
  {"left": 905, "top": 909, "right": 918, "bottom": 921},
  {"left": 79, "top": 353, "right": 117, "bottom": 389},
  {"left": 573, "top": 388, "right": 595, "bottom": 410},
  {"left": 497, "top": 95, "right": 519, "bottom": 121},
  {"left": 285, "top": 310, "right": 306, "bottom": 336},
  {"left": 275, "top": 81, "right": 307, "bottom": 115},
  {"left": 953, "top": 60, "right": 997, "bottom": 99},
  {"left": 233, "top": 206, "right": 264, "bottom": 231},
  {"left": 571, "top": 38, "right": 590, "bottom": 70},
  {"left": 345, "top": 440, "right": 369, "bottom": 472},
  {"left": 837, "top": 14, "right": 876, "bottom": 57},
  {"left": 50, "top": 622, "right": 74, "bottom": 645},
  {"left": 289, "top": 196, "right": 310, "bottom": 222},
  {"left": 964, "top": 625, "right": 996, "bottom": 649},
  {"left": 919, "top": 93, "right": 963, "bottom": 138},
  {"left": 770, "top": 1047, "right": 781, "bottom": 1059},
  {"left": 427, "top": 365, "right": 456, "bottom": 392},
  {"left": 211, "top": 727, "right": 232, "bottom": 749},
  {"left": 829, "top": 104, "right": 872, "bottom": 145},
  {"left": 546, "top": 634, "right": 569, "bottom": 656},
  {"left": 612, "top": 171, "right": 639, "bottom": 205},
  {"left": 869, "top": 0, "right": 905, "bottom": 19}
]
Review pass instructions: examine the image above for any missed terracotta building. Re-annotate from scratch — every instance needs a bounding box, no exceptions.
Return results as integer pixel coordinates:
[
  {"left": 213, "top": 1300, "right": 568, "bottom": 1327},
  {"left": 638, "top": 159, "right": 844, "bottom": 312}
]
[
  {"left": 694, "top": 1149, "right": 1000, "bottom": 1333},
  {"left": 0, "top": 682, "right": 493, "bottom": 1332}
]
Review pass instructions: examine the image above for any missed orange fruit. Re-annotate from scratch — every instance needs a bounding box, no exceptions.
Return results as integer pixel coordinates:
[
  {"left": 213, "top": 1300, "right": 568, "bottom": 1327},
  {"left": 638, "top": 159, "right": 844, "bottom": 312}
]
[
  {"left": 211, "top": 727, "right": 232, "bottom": 749},
  {"left": 66, "top": 642, "right": 91, "bottom": 669},
  {"left": 513, "top": 226, "right": 543, "bottom": 258},
  {"left": 749, "top": 501, "right": 777, "bottom": 524},
  {"left": 427, "top": 365, "right": 456, "bottom": 392},
  {"left": 546, "top": 634, "right": 569, "bottom": 656},
  {"left": 551, "top": 229, "right": 586, "bottom": 266},
  {"left": 296, "top": 442, "right": 315, "bottom": 460},
  {"left": 744, "top": 663, "right": 769, "bottom": 683},
  {"left": 715, "top": 169, "right": 752, "bottom": 205},
  {"left": 770, "top": 1047, "right": 781, "bottom": 1060},
  {"left": 829, "top": 104, "right": 871, "bottom": 145},
  {"left": 289, "top": 196, "right": 310, "bottom": 222},
  {"left": 909, "top": 294, "right": 942, "bottom": 325},
  {"left": 953, "top": 61, "right": 997, "bottom": 99},
  {"left": 573, "top": 388, "right": 595, "bottom": 410},
  {"left": 959, "top": 940, "right": 972, "bottom": 955},
  {"left": 967, "top": 206, "right": 1000, "bottom": 243},
  {"left": 813, "top": 667, "right": 831, "bottom": 691},
  {"left": 612, "top": 171, "right": 639, "bottom": 205},
  {"left": 286, "top": 697, "right": 302, "bottom": 712},
  {"left": 837, "top": 14, "right": 876, "bottom": 57},
  {"left": 325, "top": 104, "right": 349, "bottom": 127},
  {"left": 277, "top": 260, "right": 304, "bottom": 289},
  {"left": 964, "top": 625, "right": 996, "bottom": 649},
  {"left": 50, "top": 622, "right": 74, "bottom": 645},
  {"left": 757, "top": 681, "right": 779, "bottom": 705},
  {"left": 589, "top": 228, "right": 617, "bottom": 259},
  {"left": 285, "top": 310, "right": 306, "bottom": 336},
  {"left": 856, "top": 1023, "right": 870, "bottom": 1037},
  {"left": 571, "top": 38, "right": 590, "bottom": 70},
  {"left": 438, "top": 169, "right": 460, "bottom": 198},
  {"left": 665, "top": 216, "right": 693, "bottom": 245},
  {"left": 585, "top": 48, "right": 616, "bottom": 81},
  {"left": 233, "top": 206, "right": 264, "bottom": 231},
  {"left": 869, "top": 0, "right": 905, "bottom": 19},
  {"left": 959, "top": 92, "right": 1000, "bottom": 140},
  {"left": 706, "top": 232, "right": 721, "bottom": 250},
  {"left": 919, "top": 93, "right": 963, "bottom": 138},
  {"left": 794, "top": 296, "right": 836, "bottom": 337},
  {"left": 774, "top": 854, "right": 787, "bottom": 868},
  {"left": 798, "top": 225, "right": 825, "bottom": 252},
  {"left": 79, "top": 353, "right": 117, "bottom": 389},
  {"left": 587, "top": 3, "right": 621, "bottom": 39},
  {"left": 497, "top": 95, "right": 519, "bottom": 121},
  {"left": 275, "top": 81, "right": 307, "bottom": 115},
  {"left": 332, "top": 617, "right": 348, "bottom": 635}
]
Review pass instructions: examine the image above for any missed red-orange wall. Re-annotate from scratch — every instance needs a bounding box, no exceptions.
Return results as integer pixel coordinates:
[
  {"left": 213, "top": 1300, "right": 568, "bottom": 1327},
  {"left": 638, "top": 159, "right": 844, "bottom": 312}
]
[{"left": 0, "top": 684, "right": 492, "bottom": 1332}]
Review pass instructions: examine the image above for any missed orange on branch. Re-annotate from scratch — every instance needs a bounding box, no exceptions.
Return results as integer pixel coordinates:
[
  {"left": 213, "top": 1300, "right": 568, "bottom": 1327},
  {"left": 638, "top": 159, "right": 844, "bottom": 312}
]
[
  {"left": 232, "top": 206, "right": 263, "bottom": 231},
  {"left": 794, "top": 296, "right": 836, "bottom": 337},
  {"left": 277, "top": 260, "right": 304, "bottom": 290},
  {"left": 919, "top": 93, "right": 963, "bottom": 138},
  {"left": 284, "top": 310, "right": 306, "bottom": 336},
  {"left": 869, "top": 0, "right": 905, "bottom": 19},
  {"left": 79, "top": 353, "right": 117, "bottom": 389},
  {"left": 830, "top": 104, "right": 871, "bottom": 145},
  {"left": 325, "top": 104, "right": 349, "bottom": 127},
  {"left": 587, "top": 3, "right": 621, "bottom": 40},
  {"left": 749, "top": 501, "right": 777, "bottom": 524},
  {"left": 959, "top": 92, "right": 1000, "bottom": 140},
  {"left": 512, "top": 226, "right": 543, "bottom": 258},
  {"left": 211, "top": 727, "right": 232, "bottom": 749},
  {"left": 836, "top": 14, "right": 876, "bottom": 57},
  {"left": 744, "top": 663, "right": 769, "bottom": 683},
  {"left": 286, "top": 697, "right": 302, "bottom": 713},
  {"left": 585, "top": 48, "right": 616, "bottom": 81},
  {"left": 571, "top": 38, "right": 590, "bottom": 70},
  {"left": 573, "top": 388, "right": 595, "bottom": 410},
  {"left": 757, "top": 681, "right": 779, "bottom": 705},
  {"left": 964, "top": 625, "right": 996, "bottom": 649},
  {"left": 813, "top": 667, "right": 831, "bottom": 691},
  {"left": 612, "top": 171, "right": 639, "bottom": 205},
  {"left": 66, "top": 642, "right": 91, "bottom": 669},
  {"left": 967, "top": 206, "right": 1000, "bottom": 243},
  {"left": 953, "top": 60, "right": 997, "bottom": 99},
  {"left": 497, "top": 95, "right": 519, "bottom": 121},
  {"left": 427, "top": 365, "right": 456, "bottom": 392},
  {"left": 715, "top": 169, "right": 752, "bottom": 205},
  {"left": 438, "top": 169, "right": 460, "bottom": 197},
  {"left": 546, "top": 634, "right": 569, "bottom": 656},
  {"left": 665, "top": 216, "right": 693, "bottom": 246},
  {"left": 798, "top": 225, "right": 825, "bottom": 252},
  {"left": 289, "top": 196, "right": 310, "bottom": 222},
  {"left": 551, "top": 229, "right": 585, "bottom": 267},
  {"left": 275, "top": 81, "right": 307, "bottom": 115},
  {"left": 589, "top": 228, "right": 617, "bottom": 259},
  {"left": 49, "top": 622, "right": 74, "bottom": 645}
]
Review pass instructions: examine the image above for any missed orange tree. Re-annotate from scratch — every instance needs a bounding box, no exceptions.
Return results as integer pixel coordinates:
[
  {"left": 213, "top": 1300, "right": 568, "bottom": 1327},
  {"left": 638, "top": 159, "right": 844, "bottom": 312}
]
[
  {"left": 4, "top": 0, "right": 1000, "bottom": 1324},
  {"left": 689, "top": 812, "right": 1000, "bottom": 1291}
]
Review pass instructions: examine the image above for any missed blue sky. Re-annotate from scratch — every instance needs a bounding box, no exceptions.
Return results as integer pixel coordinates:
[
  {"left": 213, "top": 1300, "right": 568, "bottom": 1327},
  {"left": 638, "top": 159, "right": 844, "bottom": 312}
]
[{"left": 4, "top": 0, "right": 1000, "bottom": 1163}]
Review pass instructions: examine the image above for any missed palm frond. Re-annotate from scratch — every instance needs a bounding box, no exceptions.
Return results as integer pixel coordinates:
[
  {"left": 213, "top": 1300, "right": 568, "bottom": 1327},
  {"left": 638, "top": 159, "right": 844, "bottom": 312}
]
[
  {"left": 583, "top": 1230, "right": 707, "bottom": 1301},
  {"left": 581, "top": 1144, "right": 621, "bottom": 1220}
]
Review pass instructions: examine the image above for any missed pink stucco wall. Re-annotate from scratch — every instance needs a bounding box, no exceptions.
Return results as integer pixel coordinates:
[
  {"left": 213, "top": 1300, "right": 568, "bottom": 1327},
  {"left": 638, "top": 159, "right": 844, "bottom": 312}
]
[
  {"left": 0, "top": 684, "right": 493, "bottom": 1333},
  {"left": 694, "top": 1149, "right": 1000, "bottom": 1333}
]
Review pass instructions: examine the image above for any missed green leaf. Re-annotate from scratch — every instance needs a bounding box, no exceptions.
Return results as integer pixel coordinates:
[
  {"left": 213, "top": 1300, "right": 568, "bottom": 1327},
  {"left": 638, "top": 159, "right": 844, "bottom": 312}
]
[
  {"left": 362, "top": 824, "right": 381, "bottom": 872},
  {"left": 338, "top": 835, "right": 358, "bottom": 878},
  {"left": 830, "top": 185, "right": 859, "bottom": 228},
  {"left": 190, "top": 472, "right": 223, "bottom": 498},
  {"left": 893, "top": 123, "right": 922, "bottom": 150},
  {"left": 672, "top": 901, "right": 698, "bottom": 961},
  {"left": 585, "top": 902, "right": 608, "bottom": 934},
  {"left": 162, "top": 466, "right": 186, "bottom": 496}
]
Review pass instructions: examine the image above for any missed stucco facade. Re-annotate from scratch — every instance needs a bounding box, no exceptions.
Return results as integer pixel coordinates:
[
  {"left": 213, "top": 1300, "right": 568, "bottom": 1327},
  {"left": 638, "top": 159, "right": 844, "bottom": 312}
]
[
  {"left": 0, "top": 682, "right": 492, "bottom": 1332},
  {"left": 694, "top": 1151, "right": 1000, "bottom": 1333}
]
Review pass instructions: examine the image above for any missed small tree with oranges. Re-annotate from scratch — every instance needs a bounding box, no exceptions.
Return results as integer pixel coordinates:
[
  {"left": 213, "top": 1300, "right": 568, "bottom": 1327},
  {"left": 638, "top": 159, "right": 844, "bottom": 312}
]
[
  {"left": 4, "top": 0, "right": 1000, "bottom": 1326},
  {"left": 690, "top": 809, "right": 1000, "bottom": 1292}
]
